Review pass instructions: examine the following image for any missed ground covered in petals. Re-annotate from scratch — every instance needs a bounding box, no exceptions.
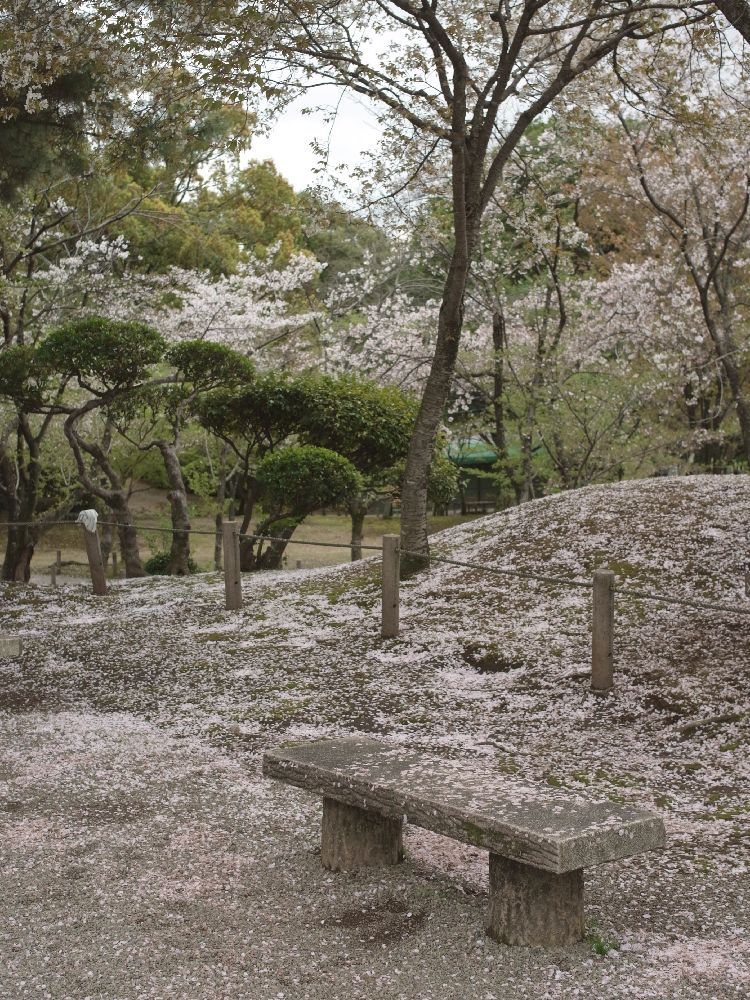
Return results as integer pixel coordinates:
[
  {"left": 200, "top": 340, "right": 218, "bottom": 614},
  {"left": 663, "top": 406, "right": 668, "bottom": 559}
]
[{"left": 1, "top": 476, "right": 749, "bottom": 999}]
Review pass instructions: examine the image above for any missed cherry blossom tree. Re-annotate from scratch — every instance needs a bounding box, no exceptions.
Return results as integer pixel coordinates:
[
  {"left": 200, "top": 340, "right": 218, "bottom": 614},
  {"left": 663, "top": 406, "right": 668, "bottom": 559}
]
[
  {"left": 585, "top": 40, "right": 750, "bottom": 465},
  {"left": 247, "top": 0, "right": 716, "bottom": 565}
]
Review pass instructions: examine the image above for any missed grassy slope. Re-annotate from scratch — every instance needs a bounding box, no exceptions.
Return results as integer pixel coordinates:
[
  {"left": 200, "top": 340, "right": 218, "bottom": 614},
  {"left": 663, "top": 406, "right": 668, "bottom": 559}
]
[{"left": 1, "top": 474, "right": 749, "bottom": 996}]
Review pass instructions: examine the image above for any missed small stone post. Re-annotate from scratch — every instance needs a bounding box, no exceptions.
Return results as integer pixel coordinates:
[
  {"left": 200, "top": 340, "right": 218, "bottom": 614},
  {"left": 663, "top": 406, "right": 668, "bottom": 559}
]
[
  {"left": 81, "top": 526, "right": 107, "bottom": 596},
  {"left": 0, "top": 636, "right": 22, "bottom": 657},
  {"left": 222, "top": 520, "right": 242, "bottom": 611},
  {"left": 591, "top": 567, "right": 615, "bottom": 691},
  {"left": 381, "top": 534, "right": 400, "bottom": 638}
]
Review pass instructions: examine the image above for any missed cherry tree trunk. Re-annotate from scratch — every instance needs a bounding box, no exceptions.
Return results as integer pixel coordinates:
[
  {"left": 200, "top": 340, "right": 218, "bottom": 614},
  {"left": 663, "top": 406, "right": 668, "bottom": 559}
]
[
  {"left": 2, "top": 528, "right": 34, "bottom": 582},
  {"left": 1, "top": 483, "right": 40, "bottom": 582},
  {"left": 400, "top": 257, "right": 469, "bottom": 572},
  {"left": 156, "top": 442, "right": 192, "bottom": 575},
  {"left": 100, "top": 521, "right": 113, "bottom": 569},
  {"left": 213, "top": 444, "right": 231, "bottom": 571},
  {"left": 714, "top": 0, "right": 750, "bottom": 45},
  {"left": 1, "top": 440, "right": 39, "bottom": 582},
  {"left": 239, "top": 481, "right": 260, "bottom": 571},
  {"left": 722, "top": 356, "right": 750, "bottom": 466},
  {"left": 492, "top": 311, "right": 507, "bottom": 461}
]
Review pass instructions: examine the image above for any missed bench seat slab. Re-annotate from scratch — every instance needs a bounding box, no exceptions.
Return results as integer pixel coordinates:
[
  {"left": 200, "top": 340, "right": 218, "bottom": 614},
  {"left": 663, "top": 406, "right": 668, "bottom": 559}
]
[
  {"left": 321, "top": 797, "right": 403, "bottom": 871},
  {"left": 487, "top": 854, "right": 583, "bottom": 947},
  {"left": 263, "top": 737, "right": 666, "bottom": 875}
]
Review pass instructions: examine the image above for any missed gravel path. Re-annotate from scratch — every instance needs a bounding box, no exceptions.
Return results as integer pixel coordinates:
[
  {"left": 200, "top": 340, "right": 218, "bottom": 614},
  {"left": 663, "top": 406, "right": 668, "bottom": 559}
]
[{"left": 1, "top": 710, "right": 748, "bottom": 1000}]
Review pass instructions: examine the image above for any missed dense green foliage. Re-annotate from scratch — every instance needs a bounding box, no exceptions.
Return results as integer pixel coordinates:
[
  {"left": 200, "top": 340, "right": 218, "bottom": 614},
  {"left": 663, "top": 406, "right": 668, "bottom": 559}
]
[
  {"left": 38, "top": 318, "right": 166, "bottom": 388},
  {"left": 294, "top": 375, "right": 417, "bottom": 474},
  {"left": 257, "top": 446, "right": 362, "bottom": 517},
  {"left": 0, "top": 345, "right": 54, "bottom": 407}
]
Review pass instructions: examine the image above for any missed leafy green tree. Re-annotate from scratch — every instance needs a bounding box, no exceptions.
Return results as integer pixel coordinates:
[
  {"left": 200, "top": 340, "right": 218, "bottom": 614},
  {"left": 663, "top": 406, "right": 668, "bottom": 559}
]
[
  {"left": 298, "top": 192, "right": 392, "bottom": 289},
  {"left": 254, "top": 445, "right": 362, "bottom": 569},
  {"left": 133, "top": 341, "right": 254, "bottom": 575},
  {"left": 0, "top": 343, "right": 78, "bottom": 579},
  {"left": 36, "top": 317, "right": 167, "bottom": 577},
  {"left": 294, "top": 375, "right": 418, "bottom": 559},
  {"left": 198, "top": 160, "right": 303, "bottom": 265},
  {"left": 198, "top": 372, "right": 419, "bottom": 564},
  {"left": 196, "top": 372, "right": 307, "bottom": 568}
]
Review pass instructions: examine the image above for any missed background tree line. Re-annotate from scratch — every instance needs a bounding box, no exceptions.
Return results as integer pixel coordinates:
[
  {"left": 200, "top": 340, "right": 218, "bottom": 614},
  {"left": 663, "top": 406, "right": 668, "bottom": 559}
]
[{"left": 1, "top": 3, "right": 749, "bottom": 581}]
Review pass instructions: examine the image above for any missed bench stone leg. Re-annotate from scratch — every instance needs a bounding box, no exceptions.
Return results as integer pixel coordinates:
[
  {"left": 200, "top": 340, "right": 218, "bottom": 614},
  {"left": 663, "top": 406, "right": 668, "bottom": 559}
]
[
  {"left": 321, "top": 797, "right": 403, "bottom": 871},
  {"left": 486, "top": 854, "right": 583, "bottom": 947}
]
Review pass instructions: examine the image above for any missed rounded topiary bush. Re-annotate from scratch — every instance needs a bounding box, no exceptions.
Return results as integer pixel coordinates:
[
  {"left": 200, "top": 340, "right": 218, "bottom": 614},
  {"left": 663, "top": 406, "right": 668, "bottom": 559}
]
[
  {"left": 145, "top": 551, "right": 200, "bottom": 575},
  {"left": 257, "top": 445, "right": 362, "bottom": 516}
]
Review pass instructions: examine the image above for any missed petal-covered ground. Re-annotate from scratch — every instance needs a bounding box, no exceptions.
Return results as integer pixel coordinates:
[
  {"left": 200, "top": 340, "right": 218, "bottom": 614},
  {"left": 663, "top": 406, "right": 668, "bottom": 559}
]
[{"left": 1, "top": 475, "right": 748, "bottom": 998}]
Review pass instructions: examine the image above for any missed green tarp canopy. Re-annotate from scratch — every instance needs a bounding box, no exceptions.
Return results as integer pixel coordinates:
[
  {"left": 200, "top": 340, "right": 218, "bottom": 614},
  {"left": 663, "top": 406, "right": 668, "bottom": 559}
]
[{"left": 446, "top": 437, "right": 499, "bottom": 468}]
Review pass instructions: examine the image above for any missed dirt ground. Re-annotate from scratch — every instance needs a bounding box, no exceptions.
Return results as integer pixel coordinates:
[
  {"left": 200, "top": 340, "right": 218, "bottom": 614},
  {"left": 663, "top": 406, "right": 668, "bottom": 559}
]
[{"left": 2, "top": 477, "right": 749, "bottom": 999}]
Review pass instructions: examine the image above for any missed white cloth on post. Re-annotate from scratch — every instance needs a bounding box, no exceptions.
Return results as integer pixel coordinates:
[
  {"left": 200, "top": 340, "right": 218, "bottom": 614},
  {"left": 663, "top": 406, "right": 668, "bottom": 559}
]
[{"left": 76, "top": 509, "right": 99, "bottom": 534}]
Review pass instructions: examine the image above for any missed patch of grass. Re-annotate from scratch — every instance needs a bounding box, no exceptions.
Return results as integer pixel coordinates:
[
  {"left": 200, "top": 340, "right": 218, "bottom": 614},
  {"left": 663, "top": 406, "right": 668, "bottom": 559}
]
[
  {"left": 492, "top": 755, "right": 519, "bottom": 775},
  {"left": 264, "top": 696, "right": 313, "bottom": 724},
  {"left": 607, "top": 558, "right": 641, "bottom": 580},
  {"left": 196, "top": 632, "right": 232, "bottom": 643},
  {"left": 570, "top": 770, "right": 592, "bottom": 786},
  {"left": 462, "top": 642, "right": 525, "bottom": 674},
  {"left": 586, "top": 921, "right": 618, "bottom": 956},
  {"left": 594, "top": 768, "right": 640, "bottom": 789}
]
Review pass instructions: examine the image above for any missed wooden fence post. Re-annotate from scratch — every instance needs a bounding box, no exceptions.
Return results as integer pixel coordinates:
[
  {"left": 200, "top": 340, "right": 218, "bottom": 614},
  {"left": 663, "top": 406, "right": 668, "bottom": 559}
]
[
  {"left": 381, "top": 534, "right": 400, "bottom": 638},
  {"left": 591, "top": 568, "right": 615, "bottom": 692},
  {"left": 223, "top": 520, "right": 243, "bottom": 611},
  {"left": 55, "top": 549, "right": 62, "bottom": 573},
  {"left": 81, "top": 525, "right": 107, "bottom": 596}
]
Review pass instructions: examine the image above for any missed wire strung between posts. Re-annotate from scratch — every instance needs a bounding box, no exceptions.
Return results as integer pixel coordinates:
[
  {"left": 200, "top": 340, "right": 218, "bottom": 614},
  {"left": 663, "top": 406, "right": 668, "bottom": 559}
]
[
  {"left": 403, "top": 550, "right": 594, "bottom": 590},
  {"left": 0, "top": 519, "right": 79, "bottom": 529},
  {"left": 0, "top": 518, "right": 217, "bottom": 536},
  {"left": 238, "top": 531, "right": 384, "bottom": 552},
  {"left": 418, "top": 550, "right": 750, "bottom": 614},
  {"left": 3, "top": 519, "right": 749, "bottom": 616},
  {"left": 613, "top": 587, "right": 750, "bottom": 616},
  {"left": 96, "top": 520, "right": 218, "bottom": 537}
]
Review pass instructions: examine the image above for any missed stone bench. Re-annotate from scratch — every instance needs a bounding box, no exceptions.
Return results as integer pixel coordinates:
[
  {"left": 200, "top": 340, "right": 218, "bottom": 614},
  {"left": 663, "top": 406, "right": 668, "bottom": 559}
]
[{"left": 263, "top": 737, "right": 666, "bottom": 948}]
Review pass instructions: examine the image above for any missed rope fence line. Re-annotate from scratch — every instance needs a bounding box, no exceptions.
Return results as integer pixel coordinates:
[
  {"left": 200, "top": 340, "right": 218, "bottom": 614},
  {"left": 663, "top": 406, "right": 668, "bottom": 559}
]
[
  {"left": 2, "top": 520, "right": 748, "bottom": 694},
  {"left": 238, "top": 531, "right": 384, "bottom": 552},
  {"left": 404, "top": 551, "right": 594, "bottom": 591},
  {"left": 1, "top": 518, "right": 748, "bottom": 615},
  {"left": 97, "top": 521, "right": 219, "bottom": 537},
  {"left": 612, "top": 588, "right": 750, "bottom": 616}
]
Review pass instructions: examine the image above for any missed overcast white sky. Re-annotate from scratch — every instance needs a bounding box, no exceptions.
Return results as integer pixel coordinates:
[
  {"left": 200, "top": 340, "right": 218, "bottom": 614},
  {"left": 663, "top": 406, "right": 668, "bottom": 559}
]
[{"left": 247, "top": 86, "right": 384, "bottom": 192}]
